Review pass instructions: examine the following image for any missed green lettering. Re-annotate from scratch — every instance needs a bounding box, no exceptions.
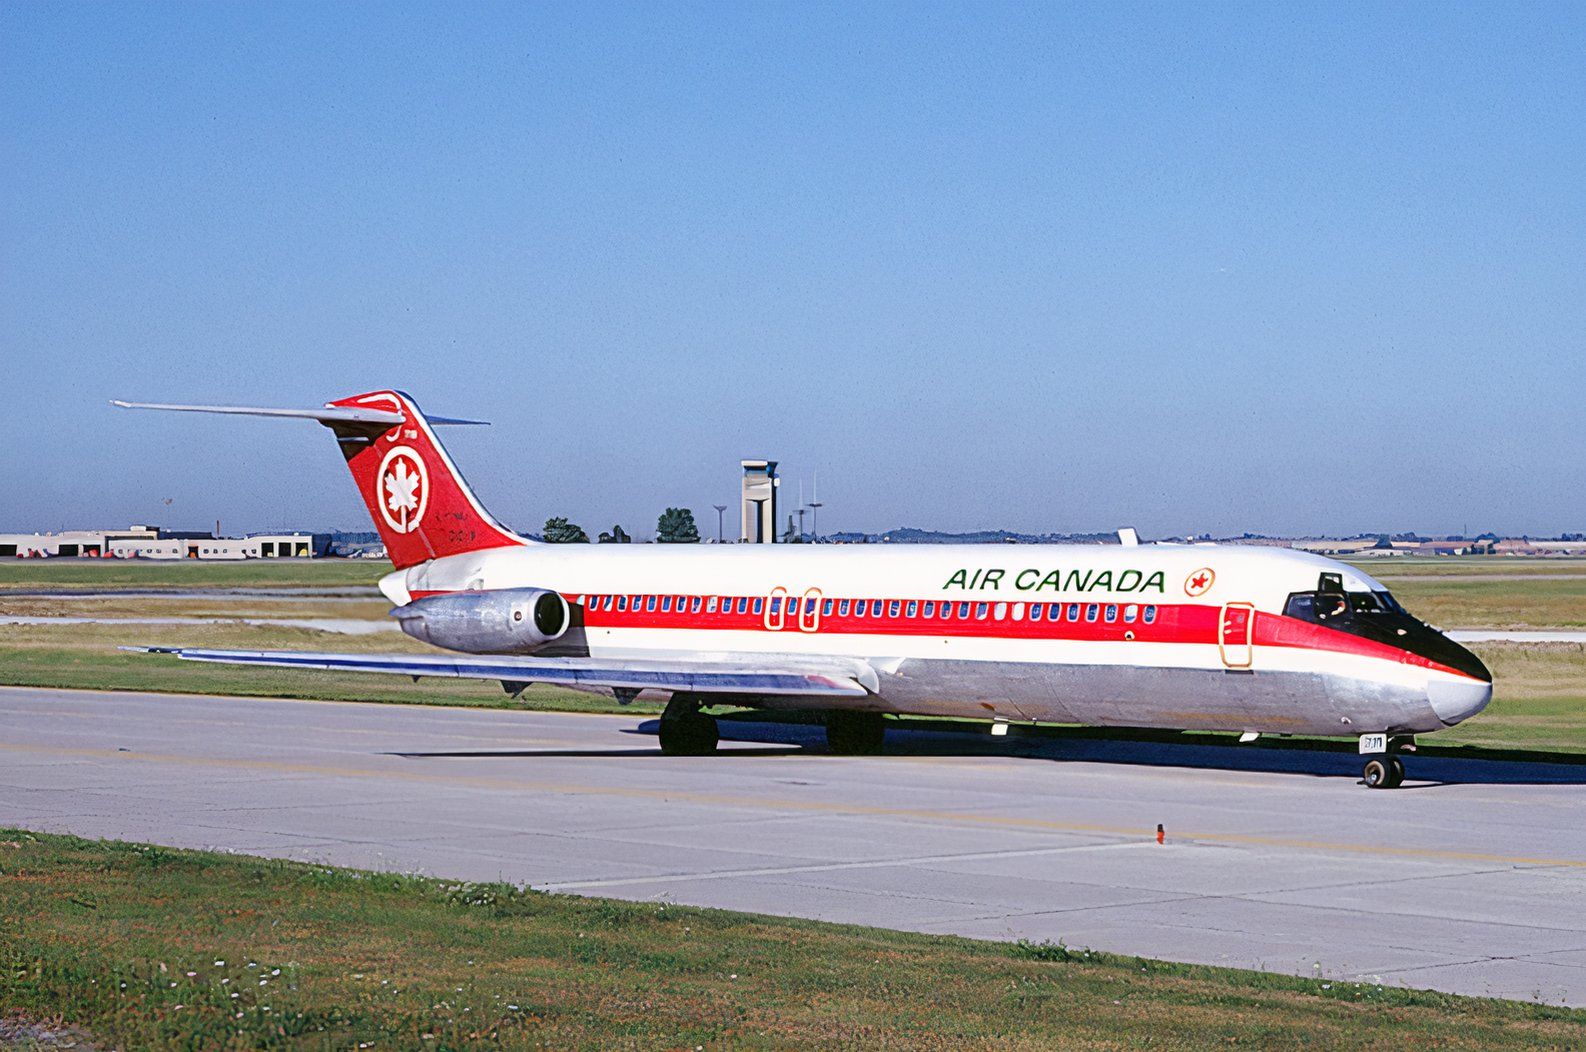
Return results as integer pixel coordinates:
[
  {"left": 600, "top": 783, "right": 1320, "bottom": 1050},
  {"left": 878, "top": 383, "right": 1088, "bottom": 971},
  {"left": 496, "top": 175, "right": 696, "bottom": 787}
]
[
  {"left": 1143, "top": 570, "right": 1165, "bottom": 593},
  {"left": 945, "top": 569, "right": 968, "bottom": 590},
  {"left": 1015, "top": 568, "right": 1040, "bottom": 591},
  {"left": 1064, "top": 569, "right": 1094, "bottom": 591},
  {"left": 1039, "top": 569, "right": 1063, "bottom": 592},
  {"left": 1117, "top": 569, "right": 1142, "bottom": 592},
  {"left": 1090, "top": 570, "right": 1113, "bottom": 592},
  {"left": 982, "top": 569, "right": 1005, "bottom": 590}
]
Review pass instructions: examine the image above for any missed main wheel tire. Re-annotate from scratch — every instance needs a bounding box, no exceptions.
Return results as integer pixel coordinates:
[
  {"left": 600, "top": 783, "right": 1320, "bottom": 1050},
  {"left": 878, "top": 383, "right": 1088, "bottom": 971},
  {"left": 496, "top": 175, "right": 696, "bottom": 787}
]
[
  {"left": 659, "top": 696, "right": 719, "bottom": 756},
  {"left": 1363, "top": 757, "right": 1392, "bottom": 789},
  {"left": 826, "top": 711, "right": 886, "bottom": 755},
  {"left": 1386, "top": 756, "right": 1406, "bottom": 789}
]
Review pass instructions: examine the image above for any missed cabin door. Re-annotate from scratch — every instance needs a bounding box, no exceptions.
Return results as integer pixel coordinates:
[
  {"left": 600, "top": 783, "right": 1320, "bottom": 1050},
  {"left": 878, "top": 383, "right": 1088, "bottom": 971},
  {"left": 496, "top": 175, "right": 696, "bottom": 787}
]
[{"left": 1218, "top": 602, "right": 1255, "bottom": 669}]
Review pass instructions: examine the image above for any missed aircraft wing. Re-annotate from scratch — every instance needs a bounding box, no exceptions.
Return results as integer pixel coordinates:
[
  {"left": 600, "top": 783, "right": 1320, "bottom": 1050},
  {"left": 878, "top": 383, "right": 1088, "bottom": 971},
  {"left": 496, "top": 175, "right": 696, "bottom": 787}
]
[{"left": 123, "top": 647, "right": 875, "bottom": 697}]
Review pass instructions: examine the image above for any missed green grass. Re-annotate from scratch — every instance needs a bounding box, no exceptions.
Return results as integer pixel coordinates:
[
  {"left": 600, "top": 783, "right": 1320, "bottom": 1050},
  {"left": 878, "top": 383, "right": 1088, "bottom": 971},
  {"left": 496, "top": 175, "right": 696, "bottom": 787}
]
[
  {"left": 0, "top": 621, "right": 651, "bottom": 716},
  {"left": 0, "top": 559, "right": 382, "bottom": 590},
  {"left": 1385, "top": 578, "right": 1586, "bottom": 629},
  {"left": 2, "top": 830, "right": 1582, "bottom": 1050},
  {"left": 1346, "top": 557, "right": 1586, "bottom": 576},
  {"left": 1433, "top": 643, "right": 1586, "bottom": 753}
]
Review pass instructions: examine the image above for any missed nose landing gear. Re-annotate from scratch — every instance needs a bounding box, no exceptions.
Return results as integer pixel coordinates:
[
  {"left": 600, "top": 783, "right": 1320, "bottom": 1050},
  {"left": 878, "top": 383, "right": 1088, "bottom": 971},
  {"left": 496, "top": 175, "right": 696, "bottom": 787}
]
[{"left": 1360, "top": 734, "right": 1413, "bottom": 789}]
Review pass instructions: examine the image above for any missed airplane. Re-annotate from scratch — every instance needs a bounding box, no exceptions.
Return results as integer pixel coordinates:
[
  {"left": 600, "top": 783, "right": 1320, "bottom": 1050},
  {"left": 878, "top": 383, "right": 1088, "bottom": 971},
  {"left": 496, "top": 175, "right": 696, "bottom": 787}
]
[{"left": 114, "top": 390, "right": 1492, "bottom": 789}]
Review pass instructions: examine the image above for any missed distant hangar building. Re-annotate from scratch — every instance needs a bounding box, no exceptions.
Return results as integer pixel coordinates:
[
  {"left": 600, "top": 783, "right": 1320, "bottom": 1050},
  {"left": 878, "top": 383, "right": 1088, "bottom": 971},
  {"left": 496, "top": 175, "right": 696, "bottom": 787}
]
[{"left": 0, "top": 526, "right": 326, "bottom": 560}]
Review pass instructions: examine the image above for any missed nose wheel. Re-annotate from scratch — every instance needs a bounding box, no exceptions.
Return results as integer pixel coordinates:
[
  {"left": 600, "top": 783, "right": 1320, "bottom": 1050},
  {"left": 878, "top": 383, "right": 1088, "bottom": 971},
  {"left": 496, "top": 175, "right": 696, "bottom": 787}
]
[
  {"left": 1361, "top": 756, "right": 1405, "bottom": 789},
  {"left": 1360, "top": 735, "right": 1412, "bottom": 788}
]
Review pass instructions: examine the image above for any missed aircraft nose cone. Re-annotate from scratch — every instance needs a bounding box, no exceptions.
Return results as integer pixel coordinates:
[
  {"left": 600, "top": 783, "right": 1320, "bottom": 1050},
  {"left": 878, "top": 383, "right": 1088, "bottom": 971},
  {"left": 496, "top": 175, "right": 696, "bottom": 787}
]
[{"left": 1428, "top": 677, "right": 1493, "bottom": 725}]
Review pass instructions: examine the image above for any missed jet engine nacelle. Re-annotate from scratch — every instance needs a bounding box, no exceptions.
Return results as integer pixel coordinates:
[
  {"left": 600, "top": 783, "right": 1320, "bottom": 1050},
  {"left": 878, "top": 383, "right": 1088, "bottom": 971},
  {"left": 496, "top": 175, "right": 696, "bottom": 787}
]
[{"left": 395, "top": 588, "right": 570, "bottom": 654}]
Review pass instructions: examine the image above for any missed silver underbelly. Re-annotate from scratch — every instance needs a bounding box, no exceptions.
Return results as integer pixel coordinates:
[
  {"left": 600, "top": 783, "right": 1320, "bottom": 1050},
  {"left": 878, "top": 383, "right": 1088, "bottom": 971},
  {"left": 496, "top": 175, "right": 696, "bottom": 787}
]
[{"left": 755, "top": 657, "right": 1443, "bottom": 737}]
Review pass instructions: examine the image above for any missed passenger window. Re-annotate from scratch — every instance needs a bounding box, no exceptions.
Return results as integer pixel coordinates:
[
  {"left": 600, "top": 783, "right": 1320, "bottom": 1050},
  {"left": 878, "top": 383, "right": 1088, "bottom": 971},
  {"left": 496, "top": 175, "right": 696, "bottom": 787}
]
[
  {"left": 1086, "top": 604, "right": 1099, "bottom": 622},
  {"left": 770, "top": 597, "right": 781, "bottom": 614},
  {"left": 855, "top": 600, "right": 866, "bottom": 617},
  {"left": 839, "top": 599, "right": 851, "bottom": 616},
  {"left": 661, "top": 596, "right": 672, "bottom": 612},
  {"left": 691, "top": 597, "right": 702, "bottom": 613},
  {"left": 958, "top": 602, "right": 970, "bottom": 618},
  {"left": 889, "top": 600, "right": 901, "bottom": 617},
  {"left": 823, "top": 599, "right": 833, "bottom": 615},
  {"left": 737, "top": 597, "right": 748, "bottom": 614},
  {"left": 906, "top": 600, "right": 918, "bottom": 617},
  {"left": 941, "top": 602, "right": 954, "bottom": 620},
  {"left": 1067, "top": 603, "right": 1080, "bottom": 621},
  {"left": 753, "top": 598, "right": 764, "bottom": 615},
  {"left": 1011, "top": 602, "right": 1024, "bottom": 621},
  {"left": 1105, "top": 604, "right": 1117, "bottom": 622},
  {"left": 647, "top": 596, "right": 657, "bottom": 612},
  {"left": 1030, "top": 603, "right": 1044, "bottom": 622},
  {"left": 1124, "top": 604, "right": 1138, "bottom": 623},
  {"left": 975, "top": 602, "right": 989, "bottom": 620},
  {"left": 618, "top": 596, "right": 628, "bottom": 611},
  {"left": 707, "top": 597, "right": 718, "bottom": 613},
  {"left": 923, "top": 601, "right": 935, "bottom": 617},
  {"left": 994, "top": 602, "right": 1007, "bottom": 620},
  {"left": 1050, "top": 602, "right": 1064, "bottom": 621},
  {"left": 1143, "top": 605, "right": 1157, "bottom": 624}
]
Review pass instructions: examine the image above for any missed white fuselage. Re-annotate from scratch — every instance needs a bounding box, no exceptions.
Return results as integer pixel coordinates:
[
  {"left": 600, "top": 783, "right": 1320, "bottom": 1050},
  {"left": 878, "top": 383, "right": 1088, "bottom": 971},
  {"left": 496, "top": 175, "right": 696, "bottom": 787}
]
[{"left": 380, "top": 541, "right": 1492, "bottom": 738}]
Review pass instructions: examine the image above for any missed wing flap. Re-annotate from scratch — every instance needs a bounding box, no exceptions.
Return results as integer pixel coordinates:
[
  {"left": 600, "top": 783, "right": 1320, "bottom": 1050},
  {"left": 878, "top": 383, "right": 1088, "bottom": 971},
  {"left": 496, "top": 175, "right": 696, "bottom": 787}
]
[{"left": 124, "top": 647, "right": 872, "bottom": 697}]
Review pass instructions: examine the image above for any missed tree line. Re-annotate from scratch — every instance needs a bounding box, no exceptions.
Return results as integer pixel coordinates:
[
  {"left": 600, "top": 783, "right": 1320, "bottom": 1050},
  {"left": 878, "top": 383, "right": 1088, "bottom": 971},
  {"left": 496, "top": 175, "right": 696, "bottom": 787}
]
[{"left": 542, "top": 508, "right": 700, "bottom": 544}]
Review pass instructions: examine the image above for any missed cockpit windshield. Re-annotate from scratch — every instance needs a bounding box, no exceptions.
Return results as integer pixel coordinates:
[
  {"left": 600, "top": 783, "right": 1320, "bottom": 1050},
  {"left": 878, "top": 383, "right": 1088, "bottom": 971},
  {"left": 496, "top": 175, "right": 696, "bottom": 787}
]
[
  {"left": 1282, "top": 585, "right": 1489, "bottom": 682},
  {"left": 1284, "top": 590, "right": 1404, "bottom": 624}
]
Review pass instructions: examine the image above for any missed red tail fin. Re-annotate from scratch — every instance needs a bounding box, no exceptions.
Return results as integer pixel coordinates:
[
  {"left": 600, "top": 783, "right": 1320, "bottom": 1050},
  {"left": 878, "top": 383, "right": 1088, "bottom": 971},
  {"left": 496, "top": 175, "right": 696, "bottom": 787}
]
[{"left": 326, "top": 390, "right": 526, "bottom": 569}]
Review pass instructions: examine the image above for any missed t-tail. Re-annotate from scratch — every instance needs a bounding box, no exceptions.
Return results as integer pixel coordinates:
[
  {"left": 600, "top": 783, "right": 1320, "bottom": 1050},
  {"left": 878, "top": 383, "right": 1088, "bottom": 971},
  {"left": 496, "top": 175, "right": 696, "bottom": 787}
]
[{"left": 112, "top": 390, "right": 530, "bottom": 569}]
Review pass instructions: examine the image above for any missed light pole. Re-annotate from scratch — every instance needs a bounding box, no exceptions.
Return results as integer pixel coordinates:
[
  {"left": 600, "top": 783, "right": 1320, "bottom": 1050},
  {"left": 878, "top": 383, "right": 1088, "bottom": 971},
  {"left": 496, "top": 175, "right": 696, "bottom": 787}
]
[
  {"left": 712, "top": 504, "right": 727, "bottom": 543},
  {"left": 808, "top": 501, "right": 822, "bottom": 542}
]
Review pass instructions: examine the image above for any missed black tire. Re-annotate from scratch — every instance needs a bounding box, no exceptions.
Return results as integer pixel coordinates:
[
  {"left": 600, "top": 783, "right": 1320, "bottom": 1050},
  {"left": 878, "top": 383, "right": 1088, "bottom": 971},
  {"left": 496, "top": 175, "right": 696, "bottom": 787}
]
[
  {"left": 659, "top": 696, "right": 718, "bottom": 756},
  {"left": 826, "top": 711, "right": 886, "bottom": 755},
  {"left": 1361, "top": 756, "right": 1407, "bottom": 789}
]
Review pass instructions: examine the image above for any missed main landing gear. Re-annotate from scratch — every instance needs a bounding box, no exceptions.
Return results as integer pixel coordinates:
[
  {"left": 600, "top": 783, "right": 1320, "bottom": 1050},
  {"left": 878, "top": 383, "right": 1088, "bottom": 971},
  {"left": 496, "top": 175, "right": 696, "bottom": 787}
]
[
  {"left": 658, "top": 693, "right": 718, "bottom": 755},
  {"left": 825, "top": 711, "right": 887, "bottom": 755},
  {"left": 657, "top": 697, "right": 890, "bottom": 757},
  {"left": 1360, "top": 734, "right": 1413, "bottom": 789}
]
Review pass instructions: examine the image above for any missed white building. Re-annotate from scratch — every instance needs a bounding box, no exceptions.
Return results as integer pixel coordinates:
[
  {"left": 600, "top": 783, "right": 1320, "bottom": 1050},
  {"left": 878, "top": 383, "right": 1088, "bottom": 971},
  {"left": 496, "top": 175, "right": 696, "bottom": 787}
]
[{"left": 0, "top": 527, "right": 322, "bottom": 560}]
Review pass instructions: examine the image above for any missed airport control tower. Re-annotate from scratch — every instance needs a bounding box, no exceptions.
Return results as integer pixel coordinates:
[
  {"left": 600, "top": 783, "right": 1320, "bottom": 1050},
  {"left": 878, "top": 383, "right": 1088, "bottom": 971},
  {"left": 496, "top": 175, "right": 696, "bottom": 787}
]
[{"left": 739, "top": 460, "right": 779, "bottom": 543}]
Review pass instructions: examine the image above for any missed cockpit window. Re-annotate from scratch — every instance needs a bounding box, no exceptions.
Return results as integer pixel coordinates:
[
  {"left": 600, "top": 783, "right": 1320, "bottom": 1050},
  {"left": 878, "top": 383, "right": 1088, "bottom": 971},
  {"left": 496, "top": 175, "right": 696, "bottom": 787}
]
[
  {"left": 1285, "top": 590, "right": 1402, "bottom": 623},
  {"left": 1283, "top": 585, "right": 1490, "bottom": 682}
]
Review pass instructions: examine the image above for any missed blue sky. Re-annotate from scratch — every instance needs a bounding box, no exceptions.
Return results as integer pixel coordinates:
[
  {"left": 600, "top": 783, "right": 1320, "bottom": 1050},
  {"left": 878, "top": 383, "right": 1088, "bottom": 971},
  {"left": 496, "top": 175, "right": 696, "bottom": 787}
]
[{"left": 2, "top": 2, "right": 1581, "bottom": 539}]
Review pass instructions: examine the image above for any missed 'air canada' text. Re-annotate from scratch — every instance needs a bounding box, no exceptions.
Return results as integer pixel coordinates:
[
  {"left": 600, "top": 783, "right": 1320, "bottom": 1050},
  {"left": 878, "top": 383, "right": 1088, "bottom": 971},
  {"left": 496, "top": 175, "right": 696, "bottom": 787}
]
[{"left": 943, "top": 567, "right": 1168, "bottom": 594}]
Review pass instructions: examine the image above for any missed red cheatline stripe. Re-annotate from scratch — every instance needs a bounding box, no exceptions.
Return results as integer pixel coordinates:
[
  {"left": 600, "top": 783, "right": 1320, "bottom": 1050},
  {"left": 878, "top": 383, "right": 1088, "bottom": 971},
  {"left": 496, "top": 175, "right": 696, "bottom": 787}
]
[{"left": 405, "top": 589, "right": 1476, "bottom": 680}]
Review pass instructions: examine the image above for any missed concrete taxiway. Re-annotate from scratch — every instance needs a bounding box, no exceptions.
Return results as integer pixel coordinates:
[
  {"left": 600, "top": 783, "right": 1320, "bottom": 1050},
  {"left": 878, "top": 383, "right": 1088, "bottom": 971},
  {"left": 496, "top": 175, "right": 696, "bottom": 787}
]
[{"left": 3, "top": 685, "right": 1584, "bottom": 1006}]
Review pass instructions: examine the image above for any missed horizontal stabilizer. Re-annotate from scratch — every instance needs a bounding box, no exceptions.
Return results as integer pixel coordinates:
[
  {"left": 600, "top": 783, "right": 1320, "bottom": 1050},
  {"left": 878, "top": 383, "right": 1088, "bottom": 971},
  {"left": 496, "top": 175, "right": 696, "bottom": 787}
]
[
  {"left": 110, "top": 400, "right": 488, "bottom": 427},
  {"left": 124, "top": 647, "right": 874, "bottom": 697}
]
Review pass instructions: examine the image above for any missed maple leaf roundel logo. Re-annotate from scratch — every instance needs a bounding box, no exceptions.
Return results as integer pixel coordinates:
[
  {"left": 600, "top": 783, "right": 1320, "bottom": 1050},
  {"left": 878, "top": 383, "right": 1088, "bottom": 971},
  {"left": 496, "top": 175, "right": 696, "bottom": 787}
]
[
  {"left": 1184, "top": 567, "right": 1215, "bottom": 597},
  {"left": 376, "top": 446, "right": 429, "bottom": 535}
]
